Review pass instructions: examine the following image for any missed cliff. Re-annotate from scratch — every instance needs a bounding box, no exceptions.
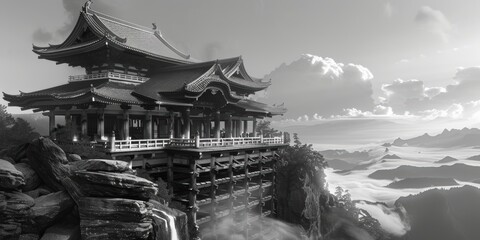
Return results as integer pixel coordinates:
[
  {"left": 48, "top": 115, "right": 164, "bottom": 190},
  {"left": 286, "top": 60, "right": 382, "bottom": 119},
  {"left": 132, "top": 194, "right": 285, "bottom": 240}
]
[{"left": 0, "top": 138, "right": 187, "bottom": 240}]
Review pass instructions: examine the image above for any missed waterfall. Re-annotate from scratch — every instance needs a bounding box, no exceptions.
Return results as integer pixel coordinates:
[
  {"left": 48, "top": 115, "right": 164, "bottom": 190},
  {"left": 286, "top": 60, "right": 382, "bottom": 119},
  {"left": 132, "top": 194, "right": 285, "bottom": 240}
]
[{"left": 154, "top": 209, "right": 179, "bottom": 240}]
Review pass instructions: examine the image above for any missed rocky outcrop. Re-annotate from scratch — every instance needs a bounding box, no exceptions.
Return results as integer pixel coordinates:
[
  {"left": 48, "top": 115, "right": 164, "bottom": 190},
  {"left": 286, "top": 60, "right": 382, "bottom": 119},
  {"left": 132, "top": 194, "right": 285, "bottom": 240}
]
[
  {"left": 0, "top": 191, "right": 34, "bottom": 239},
  {"left": 0, "top": 160, "right": 25, "bottom": 190},
  {"left": 25, "top": 191, "right": 74, "bottom": 233},
  {"left": 0, "top": 138, "right": 185, "bottom": 240},
  {"left": 74, "top": 159, "right": 131, "bottom": 172},
  {"left": 67, "top": 154, "right": 82, "bottom": 163},
  {"left": 14, "top": 163, "right": 40, "bottom": 192},
  {"left": 78, "top": 197, "right": 153, "bottom": 240},
  {"left": 73, "top": 171, "right": 157, "bottom": 200},
  {"left": 39, "top": 214, "right": 80, "bottom": 240},
  {"left": 26, "top": 138, "right": 69, "bottom": 191}
]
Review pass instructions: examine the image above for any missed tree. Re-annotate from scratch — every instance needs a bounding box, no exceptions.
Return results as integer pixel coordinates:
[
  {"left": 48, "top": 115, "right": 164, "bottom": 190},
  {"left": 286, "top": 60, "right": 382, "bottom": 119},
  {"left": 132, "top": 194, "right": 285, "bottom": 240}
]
[
  {"left": 255, "top": 120, "right": 279, "bottom": 137},
  {"left": 0, "top": 104, "right": 40, "bottom": 149},
  {"left": 8, "top": 118, "right": 40, "bottom": 145}
]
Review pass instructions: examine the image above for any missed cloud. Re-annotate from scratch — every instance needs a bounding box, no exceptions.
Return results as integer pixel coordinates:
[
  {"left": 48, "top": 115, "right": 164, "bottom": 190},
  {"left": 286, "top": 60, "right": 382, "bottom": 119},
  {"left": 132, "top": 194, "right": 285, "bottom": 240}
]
[
  {"left": 32, "top": 28, "right": 53, "bottom": 43},
  {"left": 414, "top": 6, "right": 452, "bottom": 42},
  {"left": 261, "top": 54, "right": 375, "bottom": 119},
  {"left": 381, "top": 79, "right": 426, "bottom": 113},
  {"left": 384, "top": 1, "right": 393, "bottom": 18},
  {"left": 381, "top": 67, "right": 480, "bottom": 119},
  {"left": 356, "top": 201, "right": 410, "bottom": 236},
  {"left": 419, "top": 103, "right": 464, "bottom": 120}
]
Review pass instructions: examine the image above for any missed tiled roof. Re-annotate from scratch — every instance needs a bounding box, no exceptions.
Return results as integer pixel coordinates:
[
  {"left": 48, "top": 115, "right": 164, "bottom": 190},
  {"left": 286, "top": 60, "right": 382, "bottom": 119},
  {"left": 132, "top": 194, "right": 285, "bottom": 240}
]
[
  {"left": 3, "top": 80, "right": 148, "bottom": 110},
  {"left": 134, "top": 57, "right": 270, "bottom": 101},
  {"left": 93, "top": 12, "right": 194, "bottom": 63},
  {"left": 33, "top": 7, "right": 195, "bottom": 65}
]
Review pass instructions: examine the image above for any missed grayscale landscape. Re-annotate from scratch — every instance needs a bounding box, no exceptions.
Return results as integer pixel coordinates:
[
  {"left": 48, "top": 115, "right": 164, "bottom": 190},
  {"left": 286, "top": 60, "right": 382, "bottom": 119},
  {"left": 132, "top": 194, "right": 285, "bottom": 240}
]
[{"left": 1, "top": 1, "right": 480, "bottom": 240}]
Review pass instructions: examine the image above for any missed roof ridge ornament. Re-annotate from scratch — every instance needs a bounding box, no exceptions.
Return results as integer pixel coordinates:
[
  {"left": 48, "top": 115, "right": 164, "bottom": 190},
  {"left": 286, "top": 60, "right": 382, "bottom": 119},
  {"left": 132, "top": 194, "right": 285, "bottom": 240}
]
[{"left": 83, "top": 0, "right": 93, "bottom": 14}]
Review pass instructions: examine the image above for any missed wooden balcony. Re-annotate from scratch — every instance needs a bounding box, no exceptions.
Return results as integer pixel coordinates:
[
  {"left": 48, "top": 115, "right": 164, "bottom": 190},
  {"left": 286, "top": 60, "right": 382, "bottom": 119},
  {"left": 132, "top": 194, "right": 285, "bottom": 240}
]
[
  {"left": 68, "top": 72, "right": 150, "bottom": 84},
  {"left": 107, "top": 136, "right": 285, "bottom": 153}
]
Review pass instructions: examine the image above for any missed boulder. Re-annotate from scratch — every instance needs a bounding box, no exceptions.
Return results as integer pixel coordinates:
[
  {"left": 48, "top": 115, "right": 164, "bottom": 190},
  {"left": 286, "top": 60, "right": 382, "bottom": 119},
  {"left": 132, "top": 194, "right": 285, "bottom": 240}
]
[
  {"left": 73, "top": 171, "right": 157, "bottom": 200},
  {"left": 0, "top": 191, "right": 34, "bottom": 239},
  {"left": 0, "top": 223, "right": 22, "bottom": 239},
  {"left": 78, "top": 197, "right": 153, "bottom": 222},
  {"left": 24, "top": 185, "right": 52, "bottom": 199},
  {"left": 15, "top": 163, "right": 41, "bottom": 192},
  {"left": 78, "top": 197, "right": 154, "bottom": 240},
  {"left": 72, "top": 159, "right": 131, "bottom": 173},
  {"left": 80, "top": 220, "right": 152, "bottom": 240},
  {"left": 19, "top": 233, "right": 41, "bottom": 240},
  {"left": 0, "top": 159, "right": 25, "bottom": 190},
  {"left": 0, "top": 191, "right": 34, "bottom": 222},
  {"left": 26, "top": 191, "right": 74, "bottom": 233},
  {"left": 40, "top": 215, "right": 80, "bottom": 240},
  {"left": 27, "top": 138, "right": 70, "bottom": 191},
  {"left": 67, "top": 154, "right": 82, "bottom": 163}
]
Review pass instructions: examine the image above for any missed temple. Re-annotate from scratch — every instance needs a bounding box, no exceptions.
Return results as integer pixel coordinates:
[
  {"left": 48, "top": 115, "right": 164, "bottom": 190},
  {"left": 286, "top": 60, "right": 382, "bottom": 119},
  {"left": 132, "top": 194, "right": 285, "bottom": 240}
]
[{"left": 3, "top": 2, "right": 287, "bottom": 239}]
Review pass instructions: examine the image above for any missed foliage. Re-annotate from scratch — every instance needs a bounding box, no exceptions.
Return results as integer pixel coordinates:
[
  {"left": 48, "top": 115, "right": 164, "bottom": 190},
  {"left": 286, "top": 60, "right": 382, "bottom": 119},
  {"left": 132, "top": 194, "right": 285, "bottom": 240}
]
[
  {"left": 276, "top": 133, "right": 328, "bottom": 238},
  {"left": 255, "top": 120, "right": 280, "bottom": 137},
  {"left": 327, "top": 187, "right": 390, "bottom": 240},
  {"left": 0, "top": 105, "right": 40, "bottom": 149}
]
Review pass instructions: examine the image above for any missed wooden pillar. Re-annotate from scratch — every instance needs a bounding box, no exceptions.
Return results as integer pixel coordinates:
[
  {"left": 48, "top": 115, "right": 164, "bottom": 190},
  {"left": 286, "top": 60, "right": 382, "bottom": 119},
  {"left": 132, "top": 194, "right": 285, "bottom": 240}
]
[
  {"left": 252, "top": 119, "right": 257, "bottom": 137},
  {"left": 81, "top": 111, "right": 88, "bottom": 138},
  {"left": 204, "top": 118, "right": 211, "bottom": 138},
  {"left": 144, "top": 113, "right": 152, "bottom": 139},
  {"left": 232, "top": 120, "right": 236, "bottom": 137},
  {"left": 48, "top": 112, "right": 55, "bottom": 138},
  {"left": 236, "top": 120, "right": 242, "bottom": 138},
  {"left": 188, "top": 158, "right": 199, "bottom": 238},
  {"left": 244, "top": 151, "right": 250, "bottom": 236},
  {"left": 225, "top": 115, "right": 232, "bottom": 138},
  {"left": 122, "top": 111, "right": 130, "bottom": 140},
  {"left": 214, "top": 111, "right": 220, "bottom": 138},
  {"left": 182, "top": 108, "right": 191, "bottom": 139},
  {"left": 65, "top": 111, "right": 71, "bottom": 129},
  {"left": 243, "top": 120, "right": 248, "bottom": 137},
  {"left": 210, "top": 155, "right": 217, "bottom": 229},
  {"left": 97, "top": 111, "right": 104, "bottom": 140},
  {"left": 168, "top": 111, "right": 175, "bottom": 139}
]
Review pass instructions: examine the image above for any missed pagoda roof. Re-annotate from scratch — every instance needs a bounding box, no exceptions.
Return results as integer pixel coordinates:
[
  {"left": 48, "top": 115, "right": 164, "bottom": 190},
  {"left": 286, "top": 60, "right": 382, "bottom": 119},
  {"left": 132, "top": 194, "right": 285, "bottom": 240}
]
[
  {"left": 32, "top": 4, "right": 194, "bottom": 65},
  {"left": 133, "top": 56, "right": 270, "bottom": 101}
]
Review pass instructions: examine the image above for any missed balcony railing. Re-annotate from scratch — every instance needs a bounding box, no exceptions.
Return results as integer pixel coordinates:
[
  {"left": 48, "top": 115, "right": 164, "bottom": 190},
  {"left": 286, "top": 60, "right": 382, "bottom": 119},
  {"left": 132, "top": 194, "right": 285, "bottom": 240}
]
[
  {"left": 68, "top": 72, "right": 150, "bottom": 83},
  {"left": 107, "top": 136, "right": 285, "bottom": 153}
]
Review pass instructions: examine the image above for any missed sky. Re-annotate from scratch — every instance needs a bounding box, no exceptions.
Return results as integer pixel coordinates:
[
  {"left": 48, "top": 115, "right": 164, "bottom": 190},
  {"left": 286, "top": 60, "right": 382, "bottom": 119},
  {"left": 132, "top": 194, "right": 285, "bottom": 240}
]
[{"left": 1, "top": 0, "right": 480, "bottom": 133}]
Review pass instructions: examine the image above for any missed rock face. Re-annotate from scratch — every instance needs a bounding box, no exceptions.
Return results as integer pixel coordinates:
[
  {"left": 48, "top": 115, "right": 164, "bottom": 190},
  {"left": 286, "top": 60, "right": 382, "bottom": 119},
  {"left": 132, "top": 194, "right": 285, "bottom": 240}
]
[
  {"left": 14, "top": 163, "right": 41, "bottom": 192},
  {"left": 76, "top": 159, "right": 131, "bottom": 172},
  {"left": 0, "top": 191, "right": 35, "bottom": 239},
  {"left": 0, "top": 139, "right": 185, "bottom": 240},
  {"left": 73, "top": 171, "right": 157, "bottom": 200},
  {"left": 79, "top": 197, "right": 153, "bottom": 240},
  {"left": 26, "top": 191, "right": 74, "bottom": 233},
  {"left": 40, "top": 214, "right": 80, "bottom": 240},
  {"left": 67, "top": 154, "right": 82, "bottom": 163},
  {"left": 27, "top": 138, "right": 69, "bottom": 191},
  {"left": 0, "top": 159, "right": 25, "bottom": 190}
]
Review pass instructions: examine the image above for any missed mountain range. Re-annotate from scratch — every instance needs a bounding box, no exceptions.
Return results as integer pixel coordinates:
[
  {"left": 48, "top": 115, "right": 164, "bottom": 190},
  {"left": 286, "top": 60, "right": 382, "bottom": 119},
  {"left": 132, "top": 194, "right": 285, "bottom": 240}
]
[{"left": 391, "top": 128, "right": 480, "bottom": 148}]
